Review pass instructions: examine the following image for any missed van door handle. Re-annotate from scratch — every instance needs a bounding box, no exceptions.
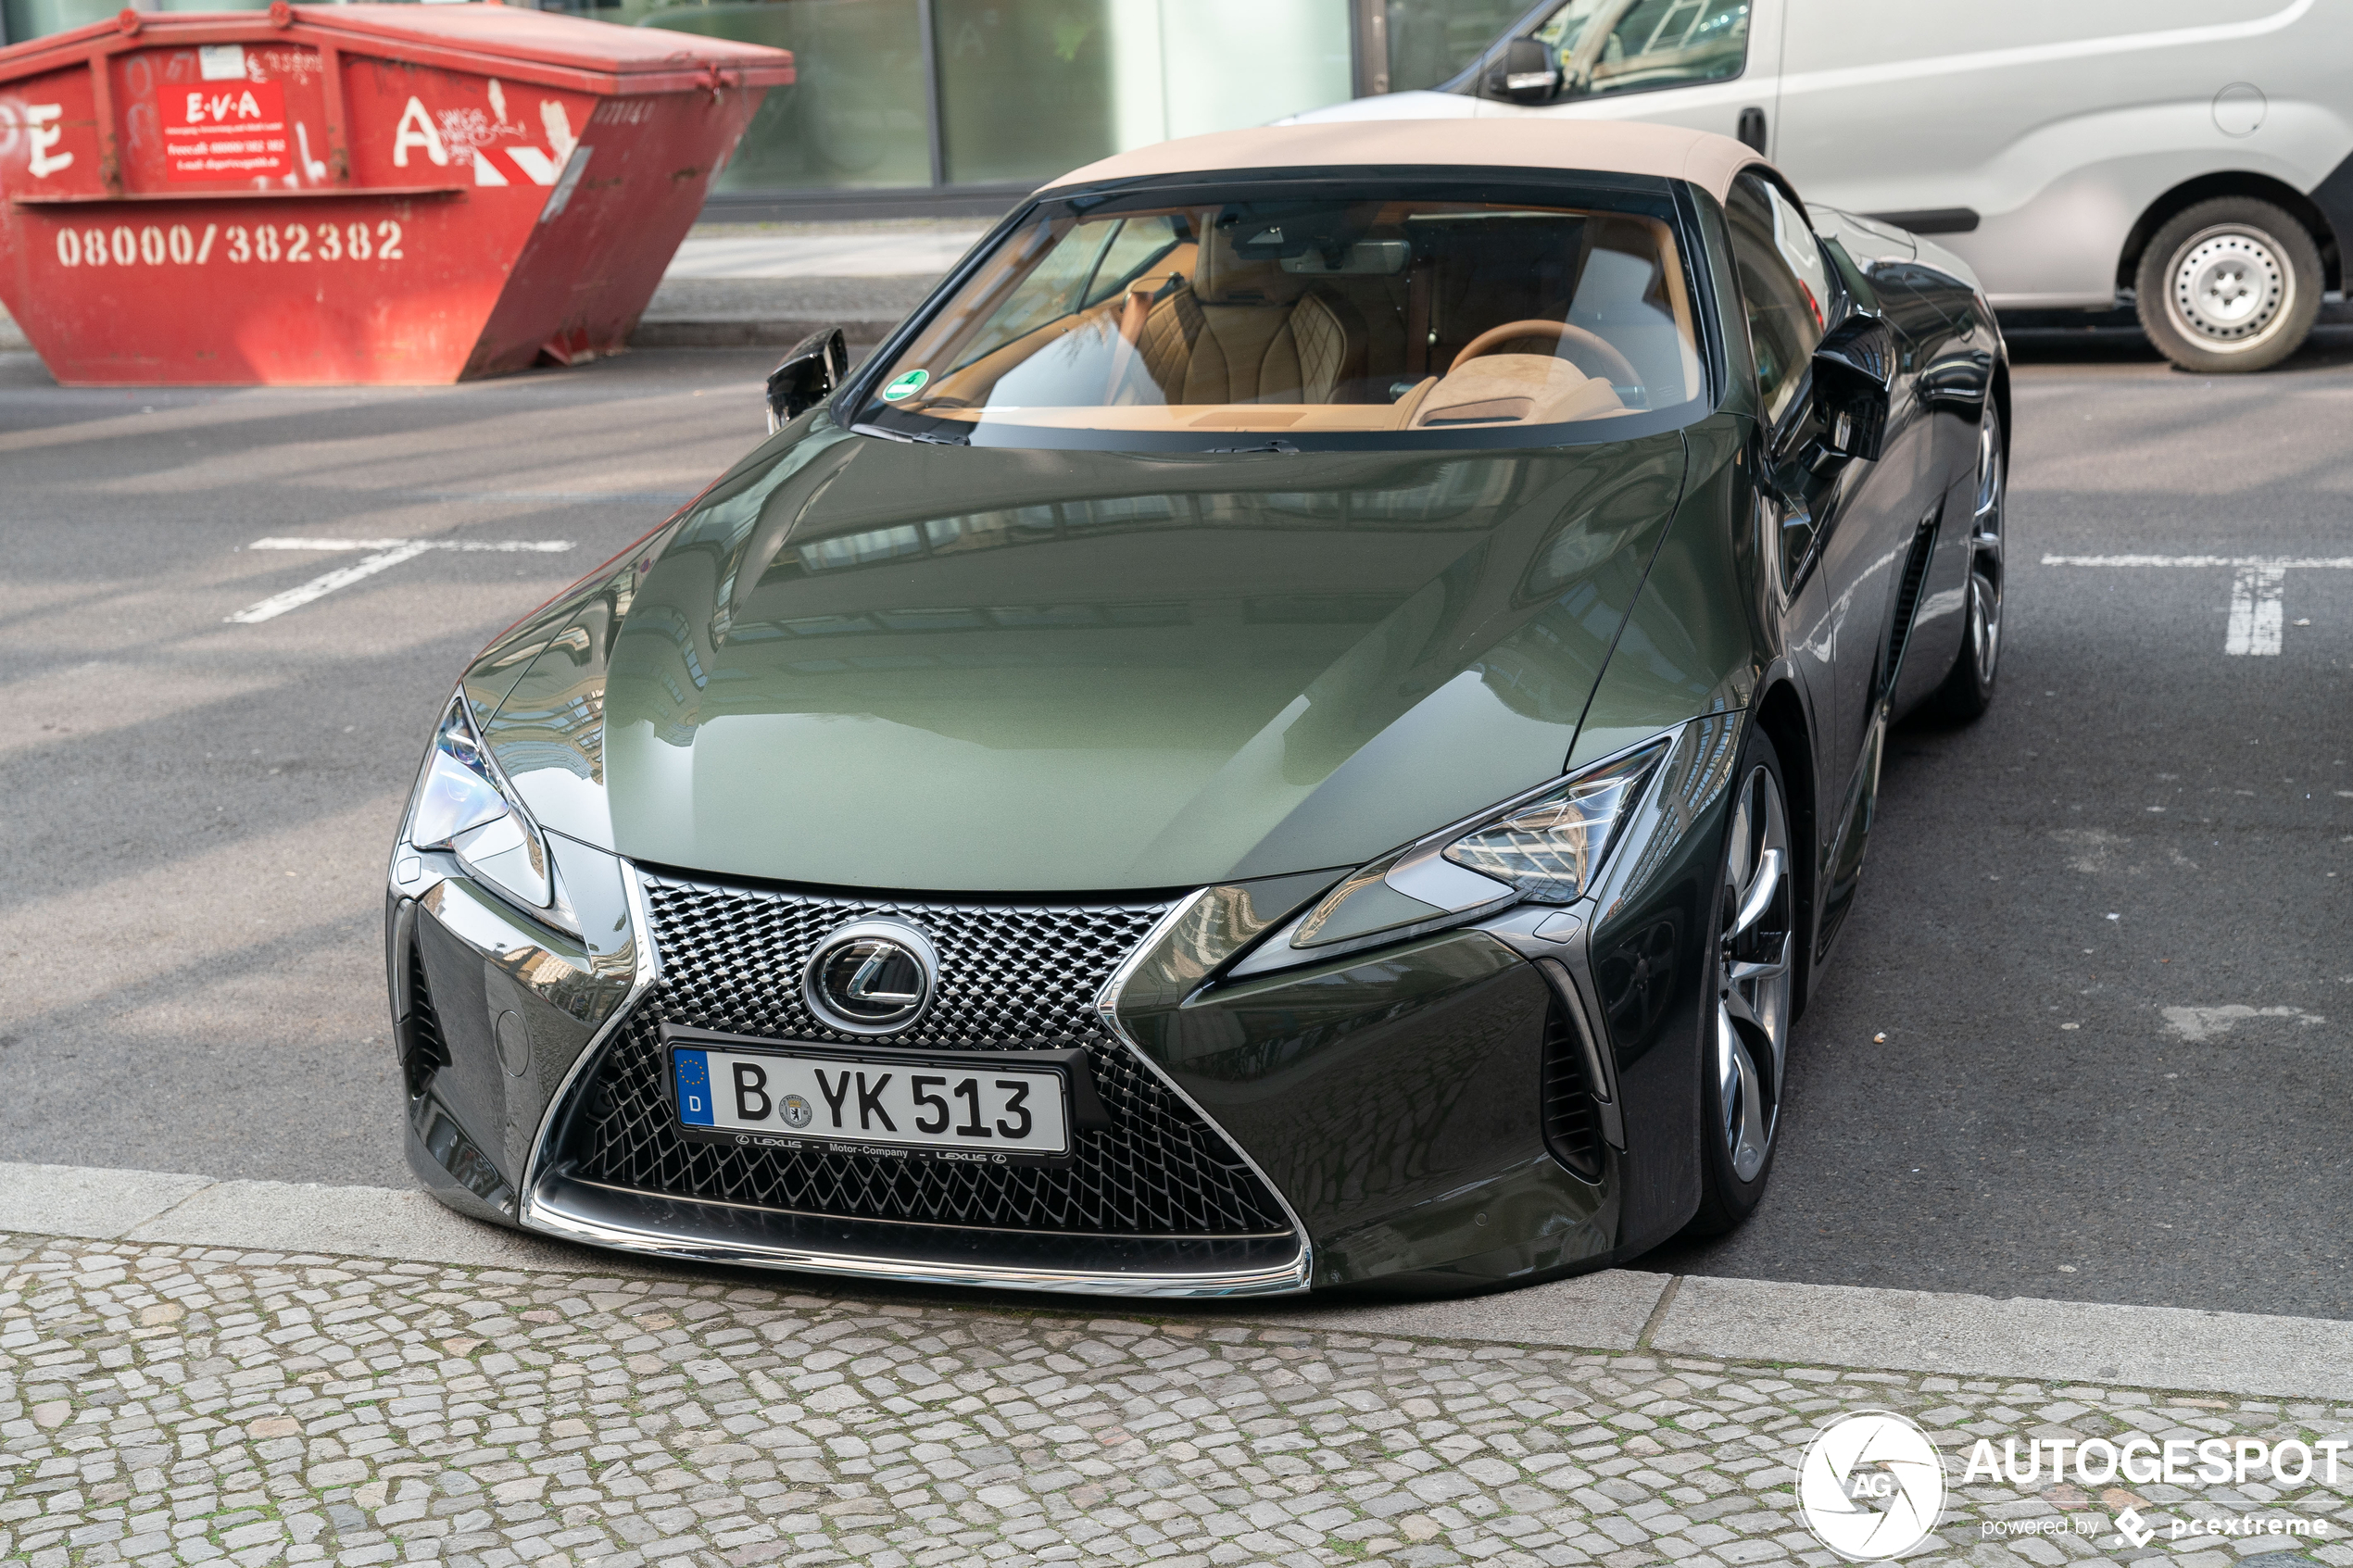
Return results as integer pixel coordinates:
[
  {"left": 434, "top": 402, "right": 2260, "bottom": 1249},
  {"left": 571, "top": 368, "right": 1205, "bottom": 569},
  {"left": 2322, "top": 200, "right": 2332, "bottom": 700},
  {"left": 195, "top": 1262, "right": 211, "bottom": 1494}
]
[{"left": 1737, "top": 106, "right": 1768, "bottom": 153}]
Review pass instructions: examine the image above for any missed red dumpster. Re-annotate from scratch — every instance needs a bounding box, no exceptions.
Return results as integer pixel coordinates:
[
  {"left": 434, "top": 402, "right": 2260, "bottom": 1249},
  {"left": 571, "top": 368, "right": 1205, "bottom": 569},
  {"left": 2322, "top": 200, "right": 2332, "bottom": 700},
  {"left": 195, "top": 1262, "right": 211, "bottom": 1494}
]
[{"left": 0, "top": 4, "right": 790, "bottom": 385}]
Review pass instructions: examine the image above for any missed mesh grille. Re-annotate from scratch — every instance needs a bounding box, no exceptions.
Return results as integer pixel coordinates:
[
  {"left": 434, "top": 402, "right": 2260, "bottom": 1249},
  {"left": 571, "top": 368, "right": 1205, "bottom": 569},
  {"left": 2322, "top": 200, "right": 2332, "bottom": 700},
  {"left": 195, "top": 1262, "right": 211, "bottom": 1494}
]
[
  {"left": 1541, "top": 993, "right": 1604, "bottom": 1181},
  {"left": 561, "top": 874, "right": 1292, "bottom": 1239}
]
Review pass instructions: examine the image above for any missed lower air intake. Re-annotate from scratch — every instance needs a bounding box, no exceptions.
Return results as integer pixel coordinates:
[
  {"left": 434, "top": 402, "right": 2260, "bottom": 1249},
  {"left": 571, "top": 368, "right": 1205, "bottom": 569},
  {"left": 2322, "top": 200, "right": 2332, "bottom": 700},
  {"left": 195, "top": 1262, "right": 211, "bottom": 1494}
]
[{"left": 1541, "top": 990, "right": 1604, "bottom": 1181}]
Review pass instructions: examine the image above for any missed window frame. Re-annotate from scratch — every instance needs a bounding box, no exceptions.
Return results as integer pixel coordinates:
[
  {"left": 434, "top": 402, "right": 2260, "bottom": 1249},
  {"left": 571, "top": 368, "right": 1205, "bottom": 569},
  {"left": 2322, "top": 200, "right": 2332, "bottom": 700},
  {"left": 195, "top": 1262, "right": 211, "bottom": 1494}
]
[{"left": 1723, "top": 169, "right": 1846, "bottom": 451}]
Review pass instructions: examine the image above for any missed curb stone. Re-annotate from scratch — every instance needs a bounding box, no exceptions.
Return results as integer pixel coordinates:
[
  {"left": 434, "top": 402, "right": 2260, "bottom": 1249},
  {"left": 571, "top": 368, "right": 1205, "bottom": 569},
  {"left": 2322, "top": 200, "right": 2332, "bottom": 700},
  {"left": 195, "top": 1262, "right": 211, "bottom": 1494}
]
[{"left": 6, "top": 1159, "right": 2352, "bottom": 1399}]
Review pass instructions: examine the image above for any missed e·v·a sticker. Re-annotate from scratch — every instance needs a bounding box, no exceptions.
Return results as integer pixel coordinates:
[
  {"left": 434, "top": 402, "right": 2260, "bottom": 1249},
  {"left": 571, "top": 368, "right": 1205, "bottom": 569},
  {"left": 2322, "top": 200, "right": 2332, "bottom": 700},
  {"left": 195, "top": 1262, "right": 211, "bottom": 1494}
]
[{"left": 881, "top": 368, "right": 929, "bottom": 402}]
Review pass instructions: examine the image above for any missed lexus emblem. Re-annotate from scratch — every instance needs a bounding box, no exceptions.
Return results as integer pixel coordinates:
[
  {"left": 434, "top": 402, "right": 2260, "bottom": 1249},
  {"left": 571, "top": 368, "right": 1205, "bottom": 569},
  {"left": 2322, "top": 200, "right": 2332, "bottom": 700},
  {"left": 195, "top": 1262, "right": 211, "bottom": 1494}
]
[{"left": 803, "top": 919, "right": 938, "bottom": 1035}]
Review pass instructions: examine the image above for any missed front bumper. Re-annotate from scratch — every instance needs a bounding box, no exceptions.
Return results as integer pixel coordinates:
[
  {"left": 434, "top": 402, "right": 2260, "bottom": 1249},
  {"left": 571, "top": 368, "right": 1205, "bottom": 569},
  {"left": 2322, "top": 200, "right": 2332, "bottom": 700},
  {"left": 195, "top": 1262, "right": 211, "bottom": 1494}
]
[
  {"left": 393, "top": 855, "right": 1324, "bottom": 1296},
  {"left": 388, "top": 719, "right": 1737, "bottom": 1297}
]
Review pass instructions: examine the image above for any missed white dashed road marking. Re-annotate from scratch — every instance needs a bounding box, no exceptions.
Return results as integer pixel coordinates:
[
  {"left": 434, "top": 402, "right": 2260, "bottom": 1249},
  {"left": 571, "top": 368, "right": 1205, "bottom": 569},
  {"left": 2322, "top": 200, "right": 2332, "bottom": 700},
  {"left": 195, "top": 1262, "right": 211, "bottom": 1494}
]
[
  {"left": 228, "top": 535, "right": 573, "bottom": 623},
  {"left": 2041, "top": 553, "right": 2353, "bottom": 656}
]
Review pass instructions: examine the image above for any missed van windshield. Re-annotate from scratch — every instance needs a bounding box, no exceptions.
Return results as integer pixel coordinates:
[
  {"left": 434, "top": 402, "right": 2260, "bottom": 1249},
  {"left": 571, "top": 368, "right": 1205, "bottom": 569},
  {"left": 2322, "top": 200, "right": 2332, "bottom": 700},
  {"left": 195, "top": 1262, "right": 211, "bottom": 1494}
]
[{"left": 851, "top": 178, "right": 1709, "bottom": 452}]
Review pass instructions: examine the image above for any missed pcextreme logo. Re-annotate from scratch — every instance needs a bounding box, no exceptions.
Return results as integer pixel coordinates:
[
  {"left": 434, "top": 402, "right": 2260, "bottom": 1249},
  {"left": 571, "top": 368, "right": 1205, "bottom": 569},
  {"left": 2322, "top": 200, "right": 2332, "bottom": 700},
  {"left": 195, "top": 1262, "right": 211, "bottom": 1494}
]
[{"left": 1797, "top": 1411, "right": 1947, "bottom": 1561}]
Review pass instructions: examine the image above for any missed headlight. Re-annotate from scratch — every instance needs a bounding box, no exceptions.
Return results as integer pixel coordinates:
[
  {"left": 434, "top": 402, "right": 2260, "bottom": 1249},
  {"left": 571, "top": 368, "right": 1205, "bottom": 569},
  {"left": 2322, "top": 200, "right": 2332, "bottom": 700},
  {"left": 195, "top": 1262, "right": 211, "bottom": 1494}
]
[
  {"left": 401, "top": 695, "right": 575, "bottom": 934},
  {"left": 1233, "top": 734, "right": 1673, "bottom": 976},
  {"left": 1434, "top": 740, "right": 1667, "bottom": 903}
]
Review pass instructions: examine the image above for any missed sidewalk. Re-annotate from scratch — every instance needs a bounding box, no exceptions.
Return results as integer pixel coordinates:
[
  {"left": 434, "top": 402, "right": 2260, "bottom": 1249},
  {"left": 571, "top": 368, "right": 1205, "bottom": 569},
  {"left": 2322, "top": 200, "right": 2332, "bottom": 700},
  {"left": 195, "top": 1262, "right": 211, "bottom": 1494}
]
[
  {"left": 632, "top": 220, "right": 988, "bottom": 349},
  {"left": 5, "top": 1161, "right": 2351, "bottom": 1568}
]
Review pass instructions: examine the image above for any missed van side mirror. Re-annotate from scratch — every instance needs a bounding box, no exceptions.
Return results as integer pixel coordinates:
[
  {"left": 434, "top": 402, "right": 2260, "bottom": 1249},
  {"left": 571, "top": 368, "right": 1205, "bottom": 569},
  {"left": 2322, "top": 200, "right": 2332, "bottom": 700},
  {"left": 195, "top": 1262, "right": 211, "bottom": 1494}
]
[
  {"left": 1810, "top": 314, "right": 1895, "bottom": 462},
  {"left": 766, "top": 326, "right": 849, "bottom": 433},
  {"left": 1491, "top": 37, "right": 1561, "bottom": 104}
]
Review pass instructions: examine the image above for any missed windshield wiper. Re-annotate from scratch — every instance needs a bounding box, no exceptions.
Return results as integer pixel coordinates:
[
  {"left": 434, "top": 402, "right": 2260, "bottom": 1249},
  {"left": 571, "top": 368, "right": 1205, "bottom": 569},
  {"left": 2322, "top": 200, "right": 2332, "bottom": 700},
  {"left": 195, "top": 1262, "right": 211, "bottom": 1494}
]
[
  {"left": 849, "top": 422, "right": 969, "bottom": 446},
  {"left": 1204, "top": 439, "right": 1301, "bottom": 455}
]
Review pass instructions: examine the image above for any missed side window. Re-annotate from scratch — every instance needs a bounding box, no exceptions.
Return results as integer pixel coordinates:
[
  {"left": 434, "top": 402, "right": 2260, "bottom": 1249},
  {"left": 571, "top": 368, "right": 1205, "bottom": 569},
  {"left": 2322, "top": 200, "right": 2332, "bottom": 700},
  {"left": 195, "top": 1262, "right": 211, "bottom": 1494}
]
[
  {"left": 1723, "top": 174, "right": 1829, "bottom": 423},
  {"left": 1535, "top": 0, "right": 1751, "bottom": 98}
]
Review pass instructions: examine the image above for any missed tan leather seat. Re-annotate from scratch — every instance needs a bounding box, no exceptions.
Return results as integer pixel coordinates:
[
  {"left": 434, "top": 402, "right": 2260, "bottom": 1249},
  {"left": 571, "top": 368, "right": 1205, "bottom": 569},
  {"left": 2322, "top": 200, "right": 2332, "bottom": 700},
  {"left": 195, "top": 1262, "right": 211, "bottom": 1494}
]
[
  {"left": 1124, "top": 222, "right": 1370, "bottom": 405},
  {"left": 1131, "top": 284, "right": 1367, "bottom": 405}
]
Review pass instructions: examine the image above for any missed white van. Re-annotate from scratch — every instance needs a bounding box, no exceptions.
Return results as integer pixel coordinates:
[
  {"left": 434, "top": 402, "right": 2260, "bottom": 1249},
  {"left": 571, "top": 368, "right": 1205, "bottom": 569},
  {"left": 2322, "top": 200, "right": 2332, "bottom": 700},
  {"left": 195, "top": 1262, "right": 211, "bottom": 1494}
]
[{"left": 1290, "top": 0, "right": 2353, "bottom": 371}]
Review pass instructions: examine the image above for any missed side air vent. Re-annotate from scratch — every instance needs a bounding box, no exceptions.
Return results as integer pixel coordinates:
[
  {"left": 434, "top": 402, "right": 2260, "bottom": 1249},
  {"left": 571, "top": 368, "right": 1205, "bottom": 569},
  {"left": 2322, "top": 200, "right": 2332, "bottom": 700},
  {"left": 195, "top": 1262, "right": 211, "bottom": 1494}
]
[
  {"left": 1540, "top": 987, "right": 1605, "bottom": 1181},
  {"left": 399, "top": 943, "right": 449, "bottom": 1099},
  {"left": 1884, "top": 508, "right": 1941, "bottom": 689}
]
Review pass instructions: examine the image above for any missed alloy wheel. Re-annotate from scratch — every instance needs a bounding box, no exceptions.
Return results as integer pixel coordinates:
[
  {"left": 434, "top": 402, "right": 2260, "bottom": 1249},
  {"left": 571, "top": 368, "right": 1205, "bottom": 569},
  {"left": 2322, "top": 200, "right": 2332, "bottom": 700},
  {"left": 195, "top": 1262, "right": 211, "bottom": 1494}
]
[
  {"left": 1716, "top": 763, "right": 1793, "bottom": 1184},
  {"left": 1966, "top": 410, "right": 2005, "bottom": 686}
]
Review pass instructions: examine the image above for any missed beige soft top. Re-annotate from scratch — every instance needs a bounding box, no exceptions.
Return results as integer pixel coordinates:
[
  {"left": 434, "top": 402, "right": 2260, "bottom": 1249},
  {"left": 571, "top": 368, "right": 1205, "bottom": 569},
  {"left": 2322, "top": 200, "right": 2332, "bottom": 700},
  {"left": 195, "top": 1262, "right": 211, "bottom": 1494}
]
[{"left": 1040, "top": 119, "right": 1764, "bottom": 204}]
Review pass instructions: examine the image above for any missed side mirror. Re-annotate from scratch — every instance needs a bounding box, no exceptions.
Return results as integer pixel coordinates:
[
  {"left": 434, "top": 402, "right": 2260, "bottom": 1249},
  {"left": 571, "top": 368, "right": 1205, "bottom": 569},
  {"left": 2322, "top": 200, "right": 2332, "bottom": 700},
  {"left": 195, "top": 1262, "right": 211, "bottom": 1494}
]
[
  {"left": 1810, "top": 314, "right": 1895, "bottom": 462},
  {"left": 1919, "top": 345, "right": 1993, "bottom": 413},
  {"left": 1491, "top": 37, "right": 1561, "bottom": 104},
  {"left": 765, "top": 326, "right": 849, "bottom": 433}
]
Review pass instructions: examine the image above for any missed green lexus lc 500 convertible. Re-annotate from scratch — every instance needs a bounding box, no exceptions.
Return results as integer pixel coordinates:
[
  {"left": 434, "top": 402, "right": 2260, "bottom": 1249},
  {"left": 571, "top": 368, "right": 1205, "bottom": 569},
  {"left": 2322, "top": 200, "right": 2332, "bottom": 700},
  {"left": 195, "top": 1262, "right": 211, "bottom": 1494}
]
[{"left": 385, "top": 119, "right": 2007, "bottom": 1297}]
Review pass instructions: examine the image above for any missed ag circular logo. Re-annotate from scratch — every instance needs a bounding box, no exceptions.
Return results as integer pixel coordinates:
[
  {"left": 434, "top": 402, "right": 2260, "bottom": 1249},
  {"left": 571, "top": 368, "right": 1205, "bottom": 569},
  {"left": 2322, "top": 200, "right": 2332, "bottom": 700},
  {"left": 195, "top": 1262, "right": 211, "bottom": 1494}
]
[
  {"left": 779, "top": 1093, "right": 813, "bottom": 1129},
  {"left": 1797, "top": 1410, "right": 1946, "bottom": 1561},
  {"left": 803, "top": 919, "right": 937, "bottom": 1035}
]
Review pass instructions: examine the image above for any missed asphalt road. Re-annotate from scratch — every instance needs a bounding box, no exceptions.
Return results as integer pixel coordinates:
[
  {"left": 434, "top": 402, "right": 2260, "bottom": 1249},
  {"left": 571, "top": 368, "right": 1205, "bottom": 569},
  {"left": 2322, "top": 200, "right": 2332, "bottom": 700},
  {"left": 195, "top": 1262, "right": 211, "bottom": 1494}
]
[{"left": 3, "top": 333, "right": 2347, "bottom": 1320}]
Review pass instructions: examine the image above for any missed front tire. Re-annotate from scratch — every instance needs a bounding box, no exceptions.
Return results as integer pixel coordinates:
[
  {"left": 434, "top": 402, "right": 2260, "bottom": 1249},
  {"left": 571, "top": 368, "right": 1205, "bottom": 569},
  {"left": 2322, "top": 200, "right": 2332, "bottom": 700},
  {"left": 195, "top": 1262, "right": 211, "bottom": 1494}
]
[
  {"left": 2134, "top": 197, "right": 2322, "bottom": 373},
  {"left": 1931, "top": 402, "right": 2005, "bottom": 720},
  {"left": 1683, "top": 729, "right": 1794, "bottom": 1238}
]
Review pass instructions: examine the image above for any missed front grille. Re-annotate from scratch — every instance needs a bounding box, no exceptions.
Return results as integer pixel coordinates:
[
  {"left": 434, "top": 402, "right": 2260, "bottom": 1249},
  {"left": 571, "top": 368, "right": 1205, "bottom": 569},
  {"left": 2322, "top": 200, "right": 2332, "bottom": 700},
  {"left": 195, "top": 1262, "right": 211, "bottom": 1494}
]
[
  {"left": 1541, "top": 991, "right": 1604, "bottom": 1180},
  {"left": 559, "top": 874, "right": 1292, "bottom": 1239}
]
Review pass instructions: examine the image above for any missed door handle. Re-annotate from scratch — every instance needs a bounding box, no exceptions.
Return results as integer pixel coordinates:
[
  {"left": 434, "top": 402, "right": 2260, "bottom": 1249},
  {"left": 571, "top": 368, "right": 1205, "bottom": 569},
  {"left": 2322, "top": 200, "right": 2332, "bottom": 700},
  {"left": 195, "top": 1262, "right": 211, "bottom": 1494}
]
[{"left": 1737, "top": 106, "right": 1767, "bottom": 153}]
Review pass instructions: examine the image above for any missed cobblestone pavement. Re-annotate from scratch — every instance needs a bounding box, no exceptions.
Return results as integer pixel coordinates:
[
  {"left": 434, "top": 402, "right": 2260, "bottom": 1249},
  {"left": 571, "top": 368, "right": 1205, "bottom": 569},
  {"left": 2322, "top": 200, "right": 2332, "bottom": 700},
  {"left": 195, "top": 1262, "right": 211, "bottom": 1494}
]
[{"left": 4, "top": 1233, "right": 2349, "bottom": 1568}]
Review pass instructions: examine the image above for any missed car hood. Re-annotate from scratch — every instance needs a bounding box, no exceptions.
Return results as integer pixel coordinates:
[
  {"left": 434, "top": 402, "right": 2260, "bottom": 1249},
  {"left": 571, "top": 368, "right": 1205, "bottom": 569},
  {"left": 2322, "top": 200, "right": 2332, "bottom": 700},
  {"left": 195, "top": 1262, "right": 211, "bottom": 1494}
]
[{"left": 485, "top": 418, "right": 1689, "bottom": 893}]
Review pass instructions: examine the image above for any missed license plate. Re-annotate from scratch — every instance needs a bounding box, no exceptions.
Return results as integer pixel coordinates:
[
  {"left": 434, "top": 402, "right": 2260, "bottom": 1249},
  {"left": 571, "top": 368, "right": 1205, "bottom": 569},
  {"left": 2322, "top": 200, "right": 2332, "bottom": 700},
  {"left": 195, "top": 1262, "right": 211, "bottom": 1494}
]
[{"left": 670, "top": 1041, "right": 1072, "bottom": 1161}]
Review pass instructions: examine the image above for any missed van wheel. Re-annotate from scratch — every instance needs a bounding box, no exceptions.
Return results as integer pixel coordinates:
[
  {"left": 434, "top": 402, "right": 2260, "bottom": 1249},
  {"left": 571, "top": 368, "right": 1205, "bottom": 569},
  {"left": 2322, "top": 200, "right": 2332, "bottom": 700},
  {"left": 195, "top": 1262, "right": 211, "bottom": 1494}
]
[{"left": 2134, "top": 197, "right": 2322, "bottom": 373}]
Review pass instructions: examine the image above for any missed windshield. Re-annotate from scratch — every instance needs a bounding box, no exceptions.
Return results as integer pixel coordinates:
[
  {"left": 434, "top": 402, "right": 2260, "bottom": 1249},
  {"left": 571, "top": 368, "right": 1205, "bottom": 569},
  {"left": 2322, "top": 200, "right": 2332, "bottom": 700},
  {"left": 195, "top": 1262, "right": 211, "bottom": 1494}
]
[{"left": 852, "top": 177, "right": 1708, "bottom": 451}]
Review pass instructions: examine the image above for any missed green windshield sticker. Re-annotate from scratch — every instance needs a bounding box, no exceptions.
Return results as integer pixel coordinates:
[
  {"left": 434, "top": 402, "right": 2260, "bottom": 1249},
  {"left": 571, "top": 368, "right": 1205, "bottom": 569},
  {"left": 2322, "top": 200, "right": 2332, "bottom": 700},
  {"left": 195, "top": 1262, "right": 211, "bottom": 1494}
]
[{"left": 881, "top": 369, "right": 930, "bottom": 402}]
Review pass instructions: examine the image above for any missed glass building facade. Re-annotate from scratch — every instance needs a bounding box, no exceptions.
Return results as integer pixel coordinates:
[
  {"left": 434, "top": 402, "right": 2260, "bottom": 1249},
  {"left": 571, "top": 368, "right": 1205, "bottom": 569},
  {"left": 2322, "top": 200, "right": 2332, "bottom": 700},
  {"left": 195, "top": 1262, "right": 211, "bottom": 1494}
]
[
  {"left": 1374, "top": 0, "right": 1535, "bottom": 94},
  {"left": 656, "top": 0, "right": 1372, "bottom": 207},
  {"left": 0, "top": 0, "right": 1538, "bottom": 209}
]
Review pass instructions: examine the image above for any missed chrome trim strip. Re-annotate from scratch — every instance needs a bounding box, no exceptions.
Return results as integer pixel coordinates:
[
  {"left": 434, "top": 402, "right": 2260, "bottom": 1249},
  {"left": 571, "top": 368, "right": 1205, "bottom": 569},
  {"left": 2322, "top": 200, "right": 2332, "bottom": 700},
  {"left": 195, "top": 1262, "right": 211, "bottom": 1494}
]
[
  {"left": 556, "top": 1173, "right": 1294, "bottom": 1244},
  {"left": 518, "top": 859, "right": 662, "bottom": 1213},
  {"left": 1543, "top": 898, "right": 1627, "bottom": 1150},
  {"left": 1092, "top": 889, "right": 1314, "bottom": 1295},
  {"left": 524, "top": 1187, "right": 1311, "bottom": 1298},
  {"left": 1533, "top": 952, "right": 1626, "bottom": 1152},
  {"left": 517, "top": 871, "right": 1312, "bottom": 1298}
]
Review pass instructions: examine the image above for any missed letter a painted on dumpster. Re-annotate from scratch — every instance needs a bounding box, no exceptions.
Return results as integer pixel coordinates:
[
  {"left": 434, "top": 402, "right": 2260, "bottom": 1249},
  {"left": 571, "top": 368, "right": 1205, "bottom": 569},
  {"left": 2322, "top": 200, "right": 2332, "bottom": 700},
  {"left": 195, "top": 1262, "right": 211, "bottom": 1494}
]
[{"left": 392, "top": 97, "right": 448, "bottom": 168}]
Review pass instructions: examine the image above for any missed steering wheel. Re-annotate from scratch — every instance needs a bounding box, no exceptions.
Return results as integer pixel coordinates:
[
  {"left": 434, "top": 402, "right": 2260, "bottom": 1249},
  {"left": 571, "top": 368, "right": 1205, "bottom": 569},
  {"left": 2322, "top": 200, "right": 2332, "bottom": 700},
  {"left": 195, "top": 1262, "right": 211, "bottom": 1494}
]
[{"left": 1450, "top": 319, "right": 1641, "bottom": 389}]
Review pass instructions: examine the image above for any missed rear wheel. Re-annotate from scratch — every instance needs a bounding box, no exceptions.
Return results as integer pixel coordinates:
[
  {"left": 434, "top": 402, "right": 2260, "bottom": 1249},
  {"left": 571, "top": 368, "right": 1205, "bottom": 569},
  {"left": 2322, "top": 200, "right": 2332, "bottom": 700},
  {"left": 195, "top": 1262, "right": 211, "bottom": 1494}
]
[
  {"left": 2134, "top": 197, "right": 2322, "bottom": 373},
  {"left": 1931, "top": 402, "right": 2005, "bottom": 720},
  {"left": 1683, "top": 730, "right": 1794, "bottom": 1237}
]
